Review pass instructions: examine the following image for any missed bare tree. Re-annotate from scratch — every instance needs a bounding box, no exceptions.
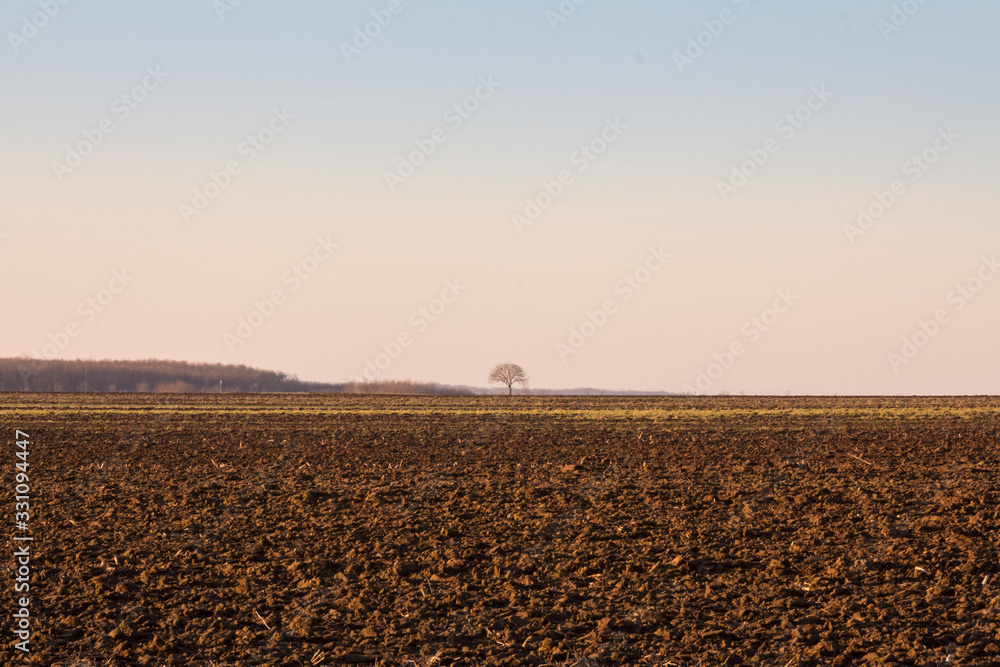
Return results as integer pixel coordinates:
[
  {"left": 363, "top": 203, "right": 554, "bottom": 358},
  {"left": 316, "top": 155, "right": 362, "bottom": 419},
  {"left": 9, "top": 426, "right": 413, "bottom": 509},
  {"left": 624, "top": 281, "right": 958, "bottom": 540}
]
[{"left": 488, "top": 363, "right": 528, "bottom": 396}]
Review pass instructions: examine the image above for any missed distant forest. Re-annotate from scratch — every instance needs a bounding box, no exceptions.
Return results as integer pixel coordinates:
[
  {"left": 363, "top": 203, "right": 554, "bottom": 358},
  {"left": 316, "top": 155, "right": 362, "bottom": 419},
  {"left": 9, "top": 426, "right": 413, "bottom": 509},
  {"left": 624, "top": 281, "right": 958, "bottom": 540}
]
[
  {"left": 0, "top": 357, "right": 667, "bottom": 395},
  {"left": 0, "top": 358, "right": 480, "bottom": 394},
  {"left": 0, "top": 358, "right": 343, "bottom": 393}
]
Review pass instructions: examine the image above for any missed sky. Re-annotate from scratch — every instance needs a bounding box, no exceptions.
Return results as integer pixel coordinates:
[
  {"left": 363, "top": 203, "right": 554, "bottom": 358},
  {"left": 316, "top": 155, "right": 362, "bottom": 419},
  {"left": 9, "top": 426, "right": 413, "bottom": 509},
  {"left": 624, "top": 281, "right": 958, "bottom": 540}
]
[{"left": 2, "top": 1, "right": 999, "bottom": 394}]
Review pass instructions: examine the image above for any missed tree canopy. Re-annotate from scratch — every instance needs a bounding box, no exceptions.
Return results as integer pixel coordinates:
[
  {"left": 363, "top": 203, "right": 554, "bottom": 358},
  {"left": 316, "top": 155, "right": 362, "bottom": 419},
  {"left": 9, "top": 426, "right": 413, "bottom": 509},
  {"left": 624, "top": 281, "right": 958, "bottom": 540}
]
[{"left": 488, "top": 363, "right": 528, "bottom": 395}]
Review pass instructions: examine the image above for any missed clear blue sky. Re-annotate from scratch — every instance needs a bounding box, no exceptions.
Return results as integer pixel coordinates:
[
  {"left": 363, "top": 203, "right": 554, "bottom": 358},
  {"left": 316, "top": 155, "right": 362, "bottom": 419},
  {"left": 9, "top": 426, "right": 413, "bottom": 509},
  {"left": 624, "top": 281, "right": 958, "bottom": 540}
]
[{"left": 2, "top": 1, "right": 998, "bottom": 393}]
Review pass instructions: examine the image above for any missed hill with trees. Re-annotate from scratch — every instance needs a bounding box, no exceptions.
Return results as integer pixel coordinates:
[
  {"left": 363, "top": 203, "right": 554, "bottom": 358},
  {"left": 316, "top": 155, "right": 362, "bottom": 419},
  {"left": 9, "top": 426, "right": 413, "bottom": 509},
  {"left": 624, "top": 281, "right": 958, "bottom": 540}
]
[
  {"left": 0, "top": 357, "right": 677, "bottom": 395},
  {"left": 0, "top": 358, "right": 342, "bottom": 393}
]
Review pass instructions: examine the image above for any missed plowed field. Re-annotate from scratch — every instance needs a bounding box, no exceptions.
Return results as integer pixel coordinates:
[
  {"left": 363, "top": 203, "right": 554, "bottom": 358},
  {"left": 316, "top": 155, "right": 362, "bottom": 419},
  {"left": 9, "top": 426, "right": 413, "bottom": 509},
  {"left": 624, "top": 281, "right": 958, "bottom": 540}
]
[{"left": 3, "top": 394, "right": 999, "bottom": 666}]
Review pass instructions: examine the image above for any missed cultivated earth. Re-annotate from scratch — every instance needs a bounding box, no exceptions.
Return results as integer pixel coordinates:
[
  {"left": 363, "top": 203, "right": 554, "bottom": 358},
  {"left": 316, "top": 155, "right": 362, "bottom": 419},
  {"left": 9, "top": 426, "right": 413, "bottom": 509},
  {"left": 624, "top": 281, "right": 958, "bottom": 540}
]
[{"left": 2, "top": 393, "right": 999, "bottom": 666}]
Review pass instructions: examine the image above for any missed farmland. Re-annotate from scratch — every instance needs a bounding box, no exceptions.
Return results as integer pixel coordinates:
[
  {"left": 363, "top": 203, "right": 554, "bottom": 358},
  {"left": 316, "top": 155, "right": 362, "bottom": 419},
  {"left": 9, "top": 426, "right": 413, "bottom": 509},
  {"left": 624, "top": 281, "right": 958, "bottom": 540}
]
[{"left": 3, "top": 393, "right": 1000, "bottom": 666}]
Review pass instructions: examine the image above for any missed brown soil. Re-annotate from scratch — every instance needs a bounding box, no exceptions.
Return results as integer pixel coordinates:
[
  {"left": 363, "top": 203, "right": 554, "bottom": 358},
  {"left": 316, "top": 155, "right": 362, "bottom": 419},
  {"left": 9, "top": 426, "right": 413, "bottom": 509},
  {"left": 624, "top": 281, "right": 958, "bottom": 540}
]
[{"left": 3, "top": 394, "right": 999, "bottom": 666}]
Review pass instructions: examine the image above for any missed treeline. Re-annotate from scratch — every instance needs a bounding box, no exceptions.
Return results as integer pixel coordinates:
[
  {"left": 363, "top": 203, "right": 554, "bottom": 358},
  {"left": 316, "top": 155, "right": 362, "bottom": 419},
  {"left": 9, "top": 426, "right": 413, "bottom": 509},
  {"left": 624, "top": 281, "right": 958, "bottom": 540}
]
[
  {"left": 0, "top": 358, "right": 344, "bottom": 393},
  {"left": 340, "top": 380, "right": 474, "bottom": 395},
  {"left": 0, "top": 357, "right": 671, "bottom": 395}
]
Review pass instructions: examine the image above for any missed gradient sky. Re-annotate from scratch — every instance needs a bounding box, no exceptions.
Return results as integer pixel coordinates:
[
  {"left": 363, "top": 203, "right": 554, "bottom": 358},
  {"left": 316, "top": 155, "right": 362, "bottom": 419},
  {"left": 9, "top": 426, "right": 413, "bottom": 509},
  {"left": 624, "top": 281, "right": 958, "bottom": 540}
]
[{"left": 2, "top": 1, "right": 999, "bottom": 394}]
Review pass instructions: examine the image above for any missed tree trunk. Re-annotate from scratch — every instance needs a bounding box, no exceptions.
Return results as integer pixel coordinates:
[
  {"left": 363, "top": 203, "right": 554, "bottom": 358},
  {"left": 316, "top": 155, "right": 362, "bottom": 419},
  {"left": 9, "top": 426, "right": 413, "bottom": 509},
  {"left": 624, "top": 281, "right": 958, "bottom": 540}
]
[{"left": 508, "top": 384, "right": 512, "bottom": 396}]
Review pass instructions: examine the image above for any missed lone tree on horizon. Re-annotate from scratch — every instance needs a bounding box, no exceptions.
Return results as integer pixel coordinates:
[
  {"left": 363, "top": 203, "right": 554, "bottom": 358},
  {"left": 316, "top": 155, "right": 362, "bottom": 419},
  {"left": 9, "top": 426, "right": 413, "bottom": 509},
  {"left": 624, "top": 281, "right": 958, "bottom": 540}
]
[{"left": 488, "top": 363, "right": 528, "bottom": 396}]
